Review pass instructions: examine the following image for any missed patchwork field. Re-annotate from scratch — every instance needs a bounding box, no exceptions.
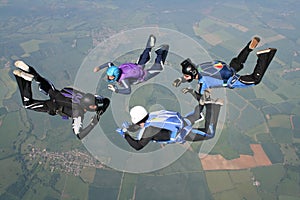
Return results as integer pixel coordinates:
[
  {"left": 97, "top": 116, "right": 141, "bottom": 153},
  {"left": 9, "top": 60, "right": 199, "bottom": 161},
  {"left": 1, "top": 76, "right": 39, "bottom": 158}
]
[{"left": 200, "top": 144, "right": 272, "bottom": 170}]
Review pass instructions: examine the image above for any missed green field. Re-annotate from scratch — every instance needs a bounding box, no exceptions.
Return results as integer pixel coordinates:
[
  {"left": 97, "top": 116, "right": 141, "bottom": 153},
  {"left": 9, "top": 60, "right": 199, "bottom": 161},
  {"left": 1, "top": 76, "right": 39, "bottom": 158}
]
[
  {"left": 262, "top": 143, "right": 284, "bottom": 163},
  {"left": 0, "top": 68, "right": 17, "bottom": 107},
  {"left": 267, "top": 114, "right": 291, "bottom": 128},
  {"left": 0, "top": 157, "right": 22, "bottom": 195},
  {"left": 119, "top": 173, "right": 138, "bottom": 200},
  {"left": 89, "top": 169, "right": 121, "bottom": 200},
  {"left": 251, "top": 165, "right": 285, "bottom": 193},
  {"left": 205, "top": 171, "right": 235, "bottom": 194},
  {"left": 20, "top": 39, "right": 45, "bottom": 56}
]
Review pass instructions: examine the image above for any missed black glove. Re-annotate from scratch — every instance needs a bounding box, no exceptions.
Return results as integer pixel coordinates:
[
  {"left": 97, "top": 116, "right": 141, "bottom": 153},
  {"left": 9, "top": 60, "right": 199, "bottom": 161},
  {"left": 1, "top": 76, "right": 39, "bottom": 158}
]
[
  {"left": 181, "top": 87, "right": 193, "bottom": 94},
  {"left": 173, "top": 78, "right": 182, "bottom": 87},
  {"left": 90, "top": 114, "right": 100, "bottom": 126}
]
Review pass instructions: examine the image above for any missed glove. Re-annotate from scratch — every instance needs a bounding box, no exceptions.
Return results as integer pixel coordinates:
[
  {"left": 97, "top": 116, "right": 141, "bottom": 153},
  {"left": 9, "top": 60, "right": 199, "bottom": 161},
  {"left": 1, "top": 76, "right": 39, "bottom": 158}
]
[
  {"left": 108, "top": 84, "right": 118, "bottom": 92},
  {"left": 116, "top": 128, "right": 126, "bottom": 138},
  {"left": 90, "top": 114, "right": 100, "bottom": 126},
  {"left": 181, "top": 87, "right": 193, "bottom": 94},
  {"left": 93, "top": 66, "right": 100, "bottom": 72},
  {"left": 96, "top": 109, "right": 103, "bottom": 118},
  {"left": 122, "top": 121, "right": 130, "bottom": 130},
  {"left": 172, "top": 78, "right": 182, "bottom": 87}
]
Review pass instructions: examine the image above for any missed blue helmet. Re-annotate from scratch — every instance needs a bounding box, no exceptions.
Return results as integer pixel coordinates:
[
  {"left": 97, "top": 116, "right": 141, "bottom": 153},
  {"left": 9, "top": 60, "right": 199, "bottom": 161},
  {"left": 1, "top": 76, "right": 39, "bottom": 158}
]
[{"left": 106, "top": 66, "right": 121, "bottom": 83}]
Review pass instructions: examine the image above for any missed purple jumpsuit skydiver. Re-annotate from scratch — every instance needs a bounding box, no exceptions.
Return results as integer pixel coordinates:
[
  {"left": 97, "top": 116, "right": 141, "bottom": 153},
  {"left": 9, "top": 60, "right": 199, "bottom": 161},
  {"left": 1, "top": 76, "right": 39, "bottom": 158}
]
[{"left": 94, "top": 35, "right": 169, "bottom": 95}]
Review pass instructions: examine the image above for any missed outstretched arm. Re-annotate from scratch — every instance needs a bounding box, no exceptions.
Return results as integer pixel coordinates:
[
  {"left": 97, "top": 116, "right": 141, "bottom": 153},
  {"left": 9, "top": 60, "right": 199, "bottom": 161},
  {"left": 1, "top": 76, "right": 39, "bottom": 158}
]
[
  {"left": 72, "top": 112, "right": 101, "bottom": 140},
  {"left": 93, "top": 62, "right": 114, "bottom": 72},
  {"left": 124, "top": 133, "right": 152, "bottom": 151},
  {"left": 116, "top": 125, "right": 151, "bottom": 151},
  {"left": 108, "top": 79, "right": 132, "bottom": 95}
]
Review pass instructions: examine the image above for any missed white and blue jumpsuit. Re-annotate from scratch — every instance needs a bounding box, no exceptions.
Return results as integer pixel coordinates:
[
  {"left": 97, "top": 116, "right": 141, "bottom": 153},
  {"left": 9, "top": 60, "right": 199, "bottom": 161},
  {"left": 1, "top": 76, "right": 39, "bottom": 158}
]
[{"left": 123, "top": 103, "right": 221, "bottom": 151}]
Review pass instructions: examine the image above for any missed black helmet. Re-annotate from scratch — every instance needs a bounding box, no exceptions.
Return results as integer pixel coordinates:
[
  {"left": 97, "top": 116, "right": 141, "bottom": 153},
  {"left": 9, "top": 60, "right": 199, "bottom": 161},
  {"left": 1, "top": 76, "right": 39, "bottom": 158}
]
[
  {"left": 181, "top": 58, "right": 198, "bottom": 82},
  {"left": 80, "top": 93, "right": 96, "bottom": 111}
]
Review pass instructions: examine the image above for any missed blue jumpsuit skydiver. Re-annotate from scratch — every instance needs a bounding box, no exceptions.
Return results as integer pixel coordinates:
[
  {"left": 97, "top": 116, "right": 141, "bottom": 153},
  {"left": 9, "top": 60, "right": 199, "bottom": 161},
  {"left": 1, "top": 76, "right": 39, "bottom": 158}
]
[
  {"left": 173, "top": 37, "right": 277, "bottom": 94},
  {"left": 172, "top": 38, "right": 277, "bottom": 119},
  {"left": 116, "top": 102, "right": 222, "bottom": 151}
]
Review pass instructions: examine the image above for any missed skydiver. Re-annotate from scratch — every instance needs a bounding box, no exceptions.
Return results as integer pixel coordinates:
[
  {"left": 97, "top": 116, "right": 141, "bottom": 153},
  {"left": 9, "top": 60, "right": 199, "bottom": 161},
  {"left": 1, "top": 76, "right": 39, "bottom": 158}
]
[
  {"left": 93, "top": 34, "right": 169, "bottom": 95},
  {"left": 13, "top": 60, "right": 110, "bottom": 140},
  {"left": 173, "top": 37, "right": 277, "bottom": 95},
  {"left": 116, "top": 99, "right": 223, "bottom": 151}
]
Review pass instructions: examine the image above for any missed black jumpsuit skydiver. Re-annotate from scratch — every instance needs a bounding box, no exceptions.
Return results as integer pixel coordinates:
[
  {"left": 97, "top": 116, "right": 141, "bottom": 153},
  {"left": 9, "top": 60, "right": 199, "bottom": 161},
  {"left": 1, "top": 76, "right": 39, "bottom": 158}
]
[{"left": 14, "top": 65, "right": 110, "bottom": 140}]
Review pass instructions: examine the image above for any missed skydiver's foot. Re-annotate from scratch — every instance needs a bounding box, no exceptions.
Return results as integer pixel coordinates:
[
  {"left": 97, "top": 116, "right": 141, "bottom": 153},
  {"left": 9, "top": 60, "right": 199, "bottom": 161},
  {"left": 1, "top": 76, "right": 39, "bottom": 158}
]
[
  {"left": 214, "top": 98, "right": 224, "bottom": 106},
  {"left": 155, "top": 44, "right": 169, "bottom": 64},
  {"left": 239, "top": 74, "right": 254, "bottom": 85},
  {"left": 203, "top": 98, "right": 224, "bottom": 106},
  {"left": 14, "top": 60, "right": 30, "bottom": 72},
  {"left": 194, "top": 112, "right": 204, "bottom": 123},
  {"left": 146, "top": 34, "right": 156, "bottom": 49},
  {"left": 13, "top": 69, "right": 34, "bottom": 81},
  {"left": 249, "top": 37, "right": 260, "bottom": 50}
]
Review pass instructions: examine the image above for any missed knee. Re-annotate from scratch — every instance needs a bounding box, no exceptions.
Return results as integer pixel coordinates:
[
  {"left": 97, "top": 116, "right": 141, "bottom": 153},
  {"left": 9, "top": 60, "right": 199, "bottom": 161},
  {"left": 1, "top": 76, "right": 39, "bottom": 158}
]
[{"left": 230, "top": 58, "right": 244, "bottom": 72}]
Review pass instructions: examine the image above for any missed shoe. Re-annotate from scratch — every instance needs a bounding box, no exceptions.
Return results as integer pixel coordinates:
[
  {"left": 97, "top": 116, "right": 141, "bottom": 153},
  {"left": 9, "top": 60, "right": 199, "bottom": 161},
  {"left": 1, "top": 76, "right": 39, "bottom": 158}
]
[
  {"left": 13, "top": 69, "right": 34, "bottom": 81},
  {"left": 239, "top": 74, "right": 255, "bottom": 85},
  {"left": 203, "top": 98, "right": 224, "bottom": 105},
  {"left": 146, "top": 34, "right": 156, "bottom": 48},
  {"left": 214, "top": 98, "right": 224, "bottom": 106},
  {"left": 14, "top": 60, "right": 30, "bottom": 72},
  {"left": 249, "top": 37, "right": 260, "bottom": 50}
]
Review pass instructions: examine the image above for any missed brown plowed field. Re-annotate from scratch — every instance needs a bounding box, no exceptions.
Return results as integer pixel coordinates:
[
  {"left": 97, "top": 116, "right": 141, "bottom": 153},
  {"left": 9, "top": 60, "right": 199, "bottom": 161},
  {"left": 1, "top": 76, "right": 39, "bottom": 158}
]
[{"left": 200, "top": 144, "right": 272, "bottom": 170}]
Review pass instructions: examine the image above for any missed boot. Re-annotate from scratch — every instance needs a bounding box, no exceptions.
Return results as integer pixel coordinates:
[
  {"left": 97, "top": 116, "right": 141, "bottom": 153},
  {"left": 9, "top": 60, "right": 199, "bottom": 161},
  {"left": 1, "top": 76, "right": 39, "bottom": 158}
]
[
  {"left": 14, "top": 60, "right": 30, "bottom": 72},
  {"left": 13, "top": 69, "right": 34, "bottom": 81},
  {"left": 146, "top": 34, "right": 156, "bottom": 49},
  {"left": 249, "top": 37, "right": 260, "bottom": 50}
]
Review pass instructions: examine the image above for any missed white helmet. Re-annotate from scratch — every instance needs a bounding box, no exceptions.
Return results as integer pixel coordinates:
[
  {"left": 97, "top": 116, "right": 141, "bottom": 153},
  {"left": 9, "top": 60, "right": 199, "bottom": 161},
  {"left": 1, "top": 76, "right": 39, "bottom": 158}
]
[{"left": 130, "top": 106, "right": 148, "bottom": 124}]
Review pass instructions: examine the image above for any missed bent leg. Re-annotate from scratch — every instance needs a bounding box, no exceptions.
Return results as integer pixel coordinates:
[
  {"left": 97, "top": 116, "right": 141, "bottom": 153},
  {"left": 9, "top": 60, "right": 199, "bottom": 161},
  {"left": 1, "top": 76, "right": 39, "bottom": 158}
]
[
  {"left": 239, "top": 48, "right": 277, "bottom": 85},
  {"left": 24, "top": 99, "right": 56, "bottom": 115},
  {"left": 14, "top": 75, "right": 33, "bottom": 105},
  {"left": 137, "top": 48, "right": 152, "bottom": 66},
  {"left": 136, "top": 35, "right": 156, "bottom": 66},
  {"left": 27, "top": 66, "right": 56, "bottom": 95},
  {"left": 185, "top": 103, "right": 221, "bottom": 141},
  {"left": 229, "top": 37, "right": 260, "bottom": 72},
  {"left": 185, "top": 104, "right": 204, "bottom": 124},
  {"left": 143, "top": 45, "right": 169, "bottom": 81},
  {"left": 143, "top": 62, "right": 163, "bottom": 81}
]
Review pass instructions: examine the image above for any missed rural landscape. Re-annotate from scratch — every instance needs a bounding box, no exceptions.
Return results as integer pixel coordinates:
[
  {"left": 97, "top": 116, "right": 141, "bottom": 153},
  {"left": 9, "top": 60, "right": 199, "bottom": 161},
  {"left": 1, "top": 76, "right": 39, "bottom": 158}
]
[{"left": 0, "top": 0, "right": 300, "bottom": 199}]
